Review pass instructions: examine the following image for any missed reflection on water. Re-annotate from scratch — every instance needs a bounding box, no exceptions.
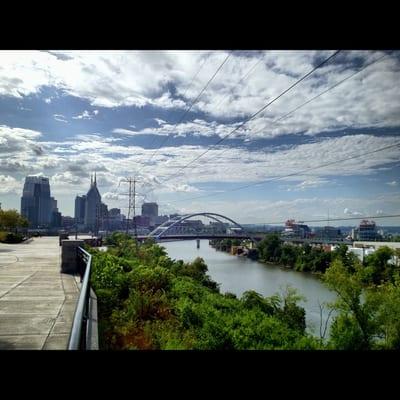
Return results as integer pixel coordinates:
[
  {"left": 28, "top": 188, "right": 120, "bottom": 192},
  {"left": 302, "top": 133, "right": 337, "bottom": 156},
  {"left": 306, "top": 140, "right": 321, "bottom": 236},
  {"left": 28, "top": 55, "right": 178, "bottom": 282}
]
[{"left": 162, "top": 240, "right": 337, "bottom": 337}]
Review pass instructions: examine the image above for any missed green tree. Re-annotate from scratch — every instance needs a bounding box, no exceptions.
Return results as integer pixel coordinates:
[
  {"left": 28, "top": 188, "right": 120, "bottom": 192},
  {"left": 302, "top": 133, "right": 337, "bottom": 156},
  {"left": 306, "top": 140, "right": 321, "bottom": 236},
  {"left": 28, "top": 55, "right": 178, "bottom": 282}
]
[
  {"left": 258, "top": 234, "right": 282, "bottom": 262},
  {"left": 324, "top": 259, "right": 377, "bottom": 349},
  {"left": 0, "top": 209, "right": 29, "bottom": 232},
  {"left": 364, "top": 246, "right": 396, "bottom": 284},
  {"left": 279, "top": 244, "right": 299, "bottom": 267},
  {"left": 366, "top": 277, "right": 400, "bottom": 349},
  {"left": 277, "top": 286, "right": 306, "bottom": 334},
  {"left": 332, "top": 244, "right": 359, "bottom": 272}
]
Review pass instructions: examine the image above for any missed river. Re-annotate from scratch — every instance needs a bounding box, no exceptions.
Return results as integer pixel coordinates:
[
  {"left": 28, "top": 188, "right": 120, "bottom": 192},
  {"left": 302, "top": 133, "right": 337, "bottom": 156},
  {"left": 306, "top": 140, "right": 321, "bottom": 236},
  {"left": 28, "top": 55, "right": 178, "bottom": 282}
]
[{"left": 162, "top": 239, "right": 337, "bottom": 337}]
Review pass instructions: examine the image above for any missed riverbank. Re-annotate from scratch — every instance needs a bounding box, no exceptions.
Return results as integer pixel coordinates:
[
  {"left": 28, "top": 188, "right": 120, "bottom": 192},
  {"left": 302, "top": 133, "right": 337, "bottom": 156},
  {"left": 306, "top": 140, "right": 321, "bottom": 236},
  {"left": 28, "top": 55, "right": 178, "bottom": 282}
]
[
  {"left": 211, "top": 235, "right": 333, "bottom": 275},
  {"left": 163, "top": 239, "right": 337, "bottom": 338},
  {"left": 90, "top": 233, "right": 326, "bottom": 349},
  {"left": 210, "top": 240, "right": 325, "bottom": 278},
  {"left": 261, "top": 260, "right": 324, "bottom": 278}
]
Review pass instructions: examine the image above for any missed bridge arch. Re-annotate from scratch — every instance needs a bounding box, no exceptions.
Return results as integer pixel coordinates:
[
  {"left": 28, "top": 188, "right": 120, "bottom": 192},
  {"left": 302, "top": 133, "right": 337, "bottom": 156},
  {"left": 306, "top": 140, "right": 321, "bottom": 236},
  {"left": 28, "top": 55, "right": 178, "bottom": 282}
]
[{"left": 148, "top": 212, "right": 247, "bottom": 239}]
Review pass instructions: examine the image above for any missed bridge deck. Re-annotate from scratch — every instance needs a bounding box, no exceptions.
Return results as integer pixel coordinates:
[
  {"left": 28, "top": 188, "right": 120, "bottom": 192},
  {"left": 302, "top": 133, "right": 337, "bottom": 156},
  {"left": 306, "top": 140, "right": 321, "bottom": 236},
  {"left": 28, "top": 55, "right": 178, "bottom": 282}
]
[{"left": 0, "top": 237, "right": 80, "bottom": 350}]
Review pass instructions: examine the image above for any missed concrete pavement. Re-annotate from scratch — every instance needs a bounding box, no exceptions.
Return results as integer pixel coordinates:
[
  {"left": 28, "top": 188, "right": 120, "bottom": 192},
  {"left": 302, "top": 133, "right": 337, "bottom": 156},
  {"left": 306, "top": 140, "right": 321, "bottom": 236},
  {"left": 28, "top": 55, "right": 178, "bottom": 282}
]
[{"left": 0, "top": 237, "right": 80, "bottom": 350}]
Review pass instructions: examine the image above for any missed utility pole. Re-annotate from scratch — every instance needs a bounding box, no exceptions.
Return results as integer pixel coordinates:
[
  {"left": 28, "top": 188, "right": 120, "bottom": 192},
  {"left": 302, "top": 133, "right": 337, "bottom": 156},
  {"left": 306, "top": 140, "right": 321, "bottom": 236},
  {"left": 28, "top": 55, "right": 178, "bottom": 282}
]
[
  {"left": 132, "top": 177, "right": 138, "bottom": 242},
  {"left": 120, "top": 176, "right": 146, "bottom": 248},
  {"left": 124, "top": 178, "right": 133, "bottom": 236},
  {"left": 121, "top": 177, "right": 138, "bottom": 240}
]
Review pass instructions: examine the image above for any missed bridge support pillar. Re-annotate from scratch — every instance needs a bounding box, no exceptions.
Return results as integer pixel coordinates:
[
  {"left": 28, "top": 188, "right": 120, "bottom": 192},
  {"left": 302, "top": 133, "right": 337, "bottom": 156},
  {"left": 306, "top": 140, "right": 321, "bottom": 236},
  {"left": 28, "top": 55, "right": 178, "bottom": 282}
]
[{"left": 196, "top": 239, "right": 200, "bottom": 249}]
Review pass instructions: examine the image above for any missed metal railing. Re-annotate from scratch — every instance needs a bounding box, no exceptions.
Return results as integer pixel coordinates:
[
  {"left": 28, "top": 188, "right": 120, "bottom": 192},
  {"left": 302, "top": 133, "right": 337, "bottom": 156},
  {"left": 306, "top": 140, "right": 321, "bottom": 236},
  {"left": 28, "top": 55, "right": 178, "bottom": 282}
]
[{"left": 68, "top": 247, "right": 93, "bottom": 350}]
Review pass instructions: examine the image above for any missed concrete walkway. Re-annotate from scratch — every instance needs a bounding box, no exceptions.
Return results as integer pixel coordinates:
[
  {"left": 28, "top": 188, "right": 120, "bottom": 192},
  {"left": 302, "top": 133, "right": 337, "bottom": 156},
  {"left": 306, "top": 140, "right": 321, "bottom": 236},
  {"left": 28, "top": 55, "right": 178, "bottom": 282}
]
[{"left": 0, "top": 237, "right": 80, "bottom": 350}]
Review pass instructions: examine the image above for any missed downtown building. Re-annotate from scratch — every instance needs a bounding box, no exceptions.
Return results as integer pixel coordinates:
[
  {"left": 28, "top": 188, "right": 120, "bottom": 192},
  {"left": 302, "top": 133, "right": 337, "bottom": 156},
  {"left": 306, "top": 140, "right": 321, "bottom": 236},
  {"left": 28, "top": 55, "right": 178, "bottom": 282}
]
[
  {"left": 281, "top": 219, "right": 312, "bottom": 239},
  {"left": 20, "top": 176, "right": 59, "bottom": 228},
  {"left": 74, "top": 173, "right": 108, "bottom": 233},
  {"left": 74, "top": 195, "right": 86, "bottom": 226},
  {"left": 141, "top": 202, "right": 158, "bottom": 227},
  {"left": 352, "top": 220, "right": 380, "bottom": 241}
]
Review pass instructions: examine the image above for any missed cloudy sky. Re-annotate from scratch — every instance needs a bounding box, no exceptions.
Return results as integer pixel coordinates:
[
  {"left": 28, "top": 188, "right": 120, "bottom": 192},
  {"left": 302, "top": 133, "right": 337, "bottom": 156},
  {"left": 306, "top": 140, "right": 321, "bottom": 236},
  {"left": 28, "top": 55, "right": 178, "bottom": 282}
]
[{"left": 1, "top": 50, "right": 400, "bottom": 226}]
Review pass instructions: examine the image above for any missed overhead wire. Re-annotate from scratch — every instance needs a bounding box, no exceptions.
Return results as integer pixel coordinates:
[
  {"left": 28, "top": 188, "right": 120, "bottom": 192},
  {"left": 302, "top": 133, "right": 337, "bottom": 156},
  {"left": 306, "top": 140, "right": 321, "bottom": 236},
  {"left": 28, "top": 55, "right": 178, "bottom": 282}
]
[
  {"left": 156, "top": 50, "right": 341, "bottom": 186},
  {"left": 254, "top": 214, "right": 400, "bottom": 226},
  {"left": 156, "top": 141, "right": 400, "bottom": 204},
  {"left": 146, "top": 51, "right": 232, "bottom": 164},
  {"left": 185, "top": 50, "right": 393, "bottom": 167}
]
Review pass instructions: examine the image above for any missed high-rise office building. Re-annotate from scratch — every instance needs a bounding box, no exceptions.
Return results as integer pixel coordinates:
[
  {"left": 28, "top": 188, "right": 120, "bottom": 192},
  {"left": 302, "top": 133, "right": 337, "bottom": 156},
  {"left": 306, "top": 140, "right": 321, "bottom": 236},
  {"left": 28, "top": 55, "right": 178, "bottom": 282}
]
[
  {"left": 21, "top": 176, "right": 54, "bottom": 228},
  {"left": 84, "top": 173, "right": 102, "bottom": 232},
  {"left": 142, "top": 202, "right": 158, "bottom": 226},
  {"left": 74, "top": 195, "right": 86, "bottom": 225}
]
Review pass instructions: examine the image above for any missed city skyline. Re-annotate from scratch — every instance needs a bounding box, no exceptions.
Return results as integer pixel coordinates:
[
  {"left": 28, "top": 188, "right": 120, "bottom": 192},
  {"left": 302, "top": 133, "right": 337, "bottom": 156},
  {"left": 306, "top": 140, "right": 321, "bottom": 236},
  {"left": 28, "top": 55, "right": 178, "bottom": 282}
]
[{"left": 1, "top": 50, "right": 400, "bottom": 225}]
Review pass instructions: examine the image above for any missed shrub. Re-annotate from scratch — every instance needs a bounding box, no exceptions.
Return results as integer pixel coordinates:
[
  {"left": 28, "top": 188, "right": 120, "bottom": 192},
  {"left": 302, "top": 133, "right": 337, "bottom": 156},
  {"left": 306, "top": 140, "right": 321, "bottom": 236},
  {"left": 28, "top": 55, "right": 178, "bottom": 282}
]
[{"left": 0, "top": 232, "right": 24, "bottom": 243}]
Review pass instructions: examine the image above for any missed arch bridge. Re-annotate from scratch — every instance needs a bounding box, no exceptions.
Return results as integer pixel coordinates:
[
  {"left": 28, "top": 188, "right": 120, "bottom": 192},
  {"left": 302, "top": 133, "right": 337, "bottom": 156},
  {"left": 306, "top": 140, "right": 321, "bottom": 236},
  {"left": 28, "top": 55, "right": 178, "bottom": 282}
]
[{"left": 146, "top": 212, "right": 253, "bottom": 241}]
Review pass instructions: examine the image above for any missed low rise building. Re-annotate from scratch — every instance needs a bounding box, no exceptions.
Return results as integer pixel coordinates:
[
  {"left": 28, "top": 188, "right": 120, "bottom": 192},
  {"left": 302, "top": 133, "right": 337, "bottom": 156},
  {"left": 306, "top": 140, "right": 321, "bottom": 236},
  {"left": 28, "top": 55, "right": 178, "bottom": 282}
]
[{"left": 282, "top": 219, "right": 311, "bottom": 239}]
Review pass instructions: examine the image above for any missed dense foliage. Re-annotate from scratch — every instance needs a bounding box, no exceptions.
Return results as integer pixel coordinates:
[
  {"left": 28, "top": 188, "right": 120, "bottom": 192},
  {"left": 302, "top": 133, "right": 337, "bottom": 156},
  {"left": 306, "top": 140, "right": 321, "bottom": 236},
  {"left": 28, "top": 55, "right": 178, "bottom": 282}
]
[
  {"left": 324, "top": 246, "right": 400, "bottom": 349},
  {"left": 90, "top": 232, "right": 321, "bottom": 350},
  {"left": 90, "top": 233, "right": 400, "bottom": 350},
  {"left": 257, "top": 234, "right": 333, "bottom": 273},
  {"left": 210, "top": 238, "right": 242, "bottom": 252},
  {"left": 0, "top": 209, "right": 28, "bottom": 243}
]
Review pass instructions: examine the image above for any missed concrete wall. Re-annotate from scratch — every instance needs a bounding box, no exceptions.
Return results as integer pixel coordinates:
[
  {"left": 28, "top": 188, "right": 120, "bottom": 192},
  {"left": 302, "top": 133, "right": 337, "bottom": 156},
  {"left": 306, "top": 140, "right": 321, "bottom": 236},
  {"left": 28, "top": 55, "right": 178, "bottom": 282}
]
[{"left": 60, "top": 240, "right": 84, "bottom": 274}]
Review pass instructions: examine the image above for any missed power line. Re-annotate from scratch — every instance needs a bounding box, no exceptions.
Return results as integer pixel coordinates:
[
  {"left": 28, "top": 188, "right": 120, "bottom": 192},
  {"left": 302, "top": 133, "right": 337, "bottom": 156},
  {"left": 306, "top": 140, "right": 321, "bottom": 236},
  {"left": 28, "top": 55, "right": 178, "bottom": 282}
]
[
  {"left": 133, "top": 52, "right": 211, "bottom": 168},
  {"left": 174, "top": 52, "right": 266, "bottom": 140},
  {"left": 189, "top": 51, "right": 393, "bottom": 167},
  {"left": 157, "top": 50, "right": 341, "bottom": 186},
  {"left": 120, "top": 177, "right": 141, "bottom": 243},
  {"left": 249, "top": 51, "right": 392, "bottom": 137},
  {"left": 179, "top": 53, "right": 210, "bottom": 102},
  {"left": 156, "top": 141, "right": 400, "bottom": 204},
  {"left": 206, "top": 53, "right": 265, "bottom": 114},
  {"left": 255, "top": 214, "right": 400, "bottom": 226},
  {"left": 146, "top": 52, "right": 232, "bottom": 164}
]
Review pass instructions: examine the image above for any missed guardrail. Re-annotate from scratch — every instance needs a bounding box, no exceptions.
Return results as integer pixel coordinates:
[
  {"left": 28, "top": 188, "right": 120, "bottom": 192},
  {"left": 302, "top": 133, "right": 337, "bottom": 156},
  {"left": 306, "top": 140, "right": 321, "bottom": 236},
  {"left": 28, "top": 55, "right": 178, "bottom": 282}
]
[{"left": 67, "top": 247, "right": 95, "bottom": 350}]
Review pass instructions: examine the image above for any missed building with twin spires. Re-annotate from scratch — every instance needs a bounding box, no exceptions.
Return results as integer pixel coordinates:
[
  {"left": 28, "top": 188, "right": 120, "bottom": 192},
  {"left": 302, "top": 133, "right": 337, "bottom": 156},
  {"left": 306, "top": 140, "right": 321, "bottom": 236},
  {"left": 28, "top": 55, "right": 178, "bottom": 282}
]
[
  {"left": 74, "top": 173, "right": 108, "bottom": 233},
  {"left": 84, "top": 173, "right": 102, "bottom": 232}
]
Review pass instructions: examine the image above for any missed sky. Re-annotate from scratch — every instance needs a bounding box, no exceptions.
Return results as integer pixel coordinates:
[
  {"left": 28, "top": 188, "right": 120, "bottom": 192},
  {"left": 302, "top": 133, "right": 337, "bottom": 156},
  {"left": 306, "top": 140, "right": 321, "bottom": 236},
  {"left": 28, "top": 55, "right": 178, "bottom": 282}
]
[{"left": 0, "top": 50, "right": 400, "bottom": 226}]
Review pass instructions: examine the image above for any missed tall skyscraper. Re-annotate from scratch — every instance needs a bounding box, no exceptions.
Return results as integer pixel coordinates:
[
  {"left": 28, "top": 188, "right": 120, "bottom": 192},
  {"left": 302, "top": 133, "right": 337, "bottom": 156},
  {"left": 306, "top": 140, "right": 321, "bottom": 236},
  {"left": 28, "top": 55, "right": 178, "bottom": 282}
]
[
  {"left": 142, "top": 202, "right": 158, "bottom": 226},
  {"left": 74, "top": 195, "right": 86, "bottom": 225},
  {"left": 84, "top": 173, "right": 102, "bottom": 232},
  {"left": 21, "top": 176, "right": 54, "bottom": 228}
]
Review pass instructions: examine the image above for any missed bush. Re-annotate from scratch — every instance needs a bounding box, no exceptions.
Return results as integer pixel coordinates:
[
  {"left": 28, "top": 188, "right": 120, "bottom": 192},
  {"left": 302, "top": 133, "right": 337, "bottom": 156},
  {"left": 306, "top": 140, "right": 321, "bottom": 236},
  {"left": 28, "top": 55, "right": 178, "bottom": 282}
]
[
  {"left": 89, "top": 236, "right": 320, "bottom": 350},
  {"left": 0, "top": 232, "right": 24, "bottom": 243}
]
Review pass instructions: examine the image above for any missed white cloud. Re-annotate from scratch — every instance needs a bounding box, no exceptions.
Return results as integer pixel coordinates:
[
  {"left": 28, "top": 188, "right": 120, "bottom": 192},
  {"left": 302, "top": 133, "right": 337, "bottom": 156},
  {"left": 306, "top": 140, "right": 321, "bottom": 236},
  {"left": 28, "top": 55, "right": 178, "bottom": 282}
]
[
  {"left": 165, "top": 196, "right": 400, "bottom": 226},
  {"left": 0, "top": 175, "right": 21, "bottom": 194},
  {"left": 53, "top": 114, "right": 68, "bottom": 123},
  {"left": 22, "top": 132, "right": 400, "bottom": 193},
  {"left": 114, "top": 118, "right": 242, "bottom": 139},
  {"left": 154, "top": 118, "right": 166, "bottom": 125},
  {"left": 343, "top": 208, "right": 363, "bottom": 216},
  {"left": 103, "top": 192, "right": 122, "bottom": 200},
  {"left": 1, "top": 50, "right": 399, "bottom": 140},
  {"left": 386, "top": 180, "right": 398, "bottom": 186},
  {"left": 285, "top": 178, "right": 330, "bottom": 192},
  {"left": 1, "top": 120, "right": 399, "bottom": 219},
  {"left": 72, "top": 110, "right": 99, "bottom": 120},
  {"left": 44, "top": 98, "right": 52, "bottom": 104},
  {"left": 0, "top": 125, "right": 43, "bottom": 156}
]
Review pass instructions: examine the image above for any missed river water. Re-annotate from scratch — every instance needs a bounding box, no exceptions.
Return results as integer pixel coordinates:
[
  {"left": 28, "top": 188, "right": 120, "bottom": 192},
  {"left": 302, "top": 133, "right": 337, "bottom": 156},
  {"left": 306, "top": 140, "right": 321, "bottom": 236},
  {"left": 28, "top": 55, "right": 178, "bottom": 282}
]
[{"left": 162, "top": 239, "right": 337, "bottom": 337}]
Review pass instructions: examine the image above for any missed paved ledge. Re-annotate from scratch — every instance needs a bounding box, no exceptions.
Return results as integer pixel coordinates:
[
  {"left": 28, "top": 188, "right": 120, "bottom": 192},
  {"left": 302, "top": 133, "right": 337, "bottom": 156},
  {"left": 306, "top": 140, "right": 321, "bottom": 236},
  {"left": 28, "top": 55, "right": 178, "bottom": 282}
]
[{"left": 0, "top": 237, "right": 80, "bottom": 350}]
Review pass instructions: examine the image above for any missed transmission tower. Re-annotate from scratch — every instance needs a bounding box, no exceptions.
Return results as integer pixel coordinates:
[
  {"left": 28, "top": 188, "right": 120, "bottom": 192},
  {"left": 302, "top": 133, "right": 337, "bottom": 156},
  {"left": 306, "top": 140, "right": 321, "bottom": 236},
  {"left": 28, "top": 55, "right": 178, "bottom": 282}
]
[{"left": 120, "top": 176, "right": 144, "bottom": 245}]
